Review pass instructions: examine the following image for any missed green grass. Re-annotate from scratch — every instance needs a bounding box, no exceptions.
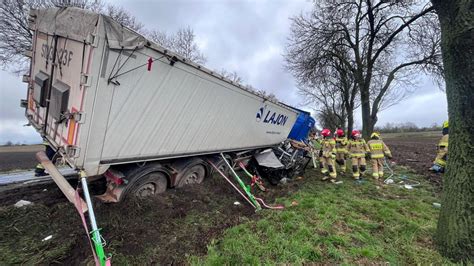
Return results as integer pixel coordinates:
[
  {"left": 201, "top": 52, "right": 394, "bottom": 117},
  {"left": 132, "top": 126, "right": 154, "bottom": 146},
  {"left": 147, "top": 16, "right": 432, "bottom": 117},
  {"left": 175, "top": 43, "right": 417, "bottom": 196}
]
[{"left": 191, "top": 166, "right": 451, "bottom": 265}]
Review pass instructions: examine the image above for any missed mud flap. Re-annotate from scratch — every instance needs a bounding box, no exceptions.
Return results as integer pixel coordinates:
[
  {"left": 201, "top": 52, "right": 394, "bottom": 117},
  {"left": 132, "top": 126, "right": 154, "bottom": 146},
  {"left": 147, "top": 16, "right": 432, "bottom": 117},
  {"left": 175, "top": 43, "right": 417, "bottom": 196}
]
[{"left": 96, "top": 182, "right": 125, "bottom": 203}]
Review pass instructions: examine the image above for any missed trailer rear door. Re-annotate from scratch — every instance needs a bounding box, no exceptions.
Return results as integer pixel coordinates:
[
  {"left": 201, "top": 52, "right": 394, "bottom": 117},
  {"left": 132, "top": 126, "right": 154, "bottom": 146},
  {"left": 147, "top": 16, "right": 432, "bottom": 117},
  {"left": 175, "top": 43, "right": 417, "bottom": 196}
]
[{"left": 27, "top": 32, "right": 92, "bottom": 164}]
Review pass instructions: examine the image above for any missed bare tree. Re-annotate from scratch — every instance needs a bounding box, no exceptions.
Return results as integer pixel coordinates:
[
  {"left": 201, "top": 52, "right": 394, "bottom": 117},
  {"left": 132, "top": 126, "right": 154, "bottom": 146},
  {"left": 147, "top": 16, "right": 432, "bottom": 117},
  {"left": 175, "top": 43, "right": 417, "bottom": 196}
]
[
  {"left": 255, "top": 89, "right": 279, "bottom": 102},
  {"left": 288, "top": 44, "right": 359, "bottom": 134},
  {"left": 105, "top": 5, "right": 143, "bottom": 32},
  {"left": 286, "top": 0, "right": 442, "bottom": 138},
  {"left": 316, "top": 107, "right": 345, "bottom": 131},
  {"left": 148, "top": 27, "right": 206, "bottom": 64},
  {"left": 0, "top": 0, "right": 143, "bottom": 73},
  {"left": 217, "top": 69, "right": 243, "bottom": 84}
]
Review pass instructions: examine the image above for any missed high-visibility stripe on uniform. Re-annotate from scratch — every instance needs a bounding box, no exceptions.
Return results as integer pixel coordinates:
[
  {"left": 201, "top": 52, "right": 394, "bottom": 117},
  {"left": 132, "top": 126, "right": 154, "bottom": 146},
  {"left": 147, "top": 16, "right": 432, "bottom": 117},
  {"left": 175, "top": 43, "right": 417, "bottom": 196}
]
[
  {"left": 435, "top": 158, "right": 447, "bottom": 166},
  {"left": 371, "top": 154, "right": 385, "bottom": 159},
  {"left": 369, "top": 143, "right": 383, "bottom": 150}
]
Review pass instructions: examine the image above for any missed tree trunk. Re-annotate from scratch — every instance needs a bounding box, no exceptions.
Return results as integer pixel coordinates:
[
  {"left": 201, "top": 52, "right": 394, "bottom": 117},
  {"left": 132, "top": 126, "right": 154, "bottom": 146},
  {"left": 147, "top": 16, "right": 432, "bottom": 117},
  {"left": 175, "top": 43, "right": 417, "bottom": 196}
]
[
  {"left": 360, "top": 86, "right": 372, "bottom": 139},
  {"left": 432, "top": 0, "right": 474, "bottom": 262},
  {"left": 346, "top": 108, "right": 354, "bottom": 136}
]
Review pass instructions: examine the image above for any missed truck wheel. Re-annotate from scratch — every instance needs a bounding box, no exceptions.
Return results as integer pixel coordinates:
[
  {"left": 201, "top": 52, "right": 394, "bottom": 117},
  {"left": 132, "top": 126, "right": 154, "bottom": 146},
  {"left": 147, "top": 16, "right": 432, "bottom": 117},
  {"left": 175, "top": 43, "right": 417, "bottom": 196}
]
[
  {"left": 126, "top": 172, "right": 167, "bottom": 199},
  {"left": 214, "top": 159, "right": 229, "bottom": 176},
  {"left": 211, "top": 155, "right": 233, "bottom": 177},
  {"left": 178, "top": 164, "right": 206, "bottom": 187}
]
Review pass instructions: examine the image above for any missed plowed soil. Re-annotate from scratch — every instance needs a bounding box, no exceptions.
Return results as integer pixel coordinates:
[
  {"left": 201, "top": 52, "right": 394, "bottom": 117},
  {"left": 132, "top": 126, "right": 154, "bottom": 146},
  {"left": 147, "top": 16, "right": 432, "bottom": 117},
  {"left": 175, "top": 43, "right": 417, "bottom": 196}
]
[{"left": 384, "top": 134, "right": 442, "bottom": 187}]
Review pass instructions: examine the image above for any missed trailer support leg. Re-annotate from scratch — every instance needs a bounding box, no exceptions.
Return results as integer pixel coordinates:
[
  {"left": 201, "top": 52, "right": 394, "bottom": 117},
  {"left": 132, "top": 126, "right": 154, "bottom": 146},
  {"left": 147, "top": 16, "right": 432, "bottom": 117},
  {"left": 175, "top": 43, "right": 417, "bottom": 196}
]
[
  {"left": 36, "top": 151, "right": 88, "bottom": 212},
  {"left": 80, "top": 171, "right": 108, "bottom": 266}
]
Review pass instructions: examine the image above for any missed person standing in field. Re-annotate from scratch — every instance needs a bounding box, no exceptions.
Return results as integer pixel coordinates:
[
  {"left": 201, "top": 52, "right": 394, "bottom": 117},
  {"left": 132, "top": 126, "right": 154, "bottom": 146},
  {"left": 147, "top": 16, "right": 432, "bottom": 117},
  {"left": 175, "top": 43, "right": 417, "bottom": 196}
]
[
  {"left": 320, "top": 129, "right": 337, "bottom": 182},
  {"left": 430, "top": 121, "right": 449, "bottom": 173},
  {"left": 347, "top": 130, "right": 370, "bottom": 180},
  {"left": 335, "top": 128, "right": 349, "bottom": 174},
  {"left": 367, "top": 132, "right": 392, "bottom": 180},
  {"left": 308, "top": 130, "right": 322, "bottom": 168}
]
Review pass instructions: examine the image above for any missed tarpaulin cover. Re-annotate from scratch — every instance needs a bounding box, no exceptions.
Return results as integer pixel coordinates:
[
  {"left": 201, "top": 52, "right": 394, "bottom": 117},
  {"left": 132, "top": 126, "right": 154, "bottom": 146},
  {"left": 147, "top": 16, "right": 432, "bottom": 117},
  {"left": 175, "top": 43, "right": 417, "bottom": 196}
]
[
  {"left": 30, "top": 7, "right": 293, "bottom": 111},
  {"left": 254, "top": 150, "right": 284, "bottom": 169},
  {"left": 32, "top": 7, "right": 146, "bottom": 50}
]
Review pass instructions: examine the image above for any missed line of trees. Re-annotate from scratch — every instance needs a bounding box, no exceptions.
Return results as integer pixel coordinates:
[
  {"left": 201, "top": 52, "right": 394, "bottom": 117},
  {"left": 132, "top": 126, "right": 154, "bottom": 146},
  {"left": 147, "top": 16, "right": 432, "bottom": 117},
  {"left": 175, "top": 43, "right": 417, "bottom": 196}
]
[
  {"left": 285, "top": 0, "right": 443, "bottom": 138},
  {"left": 374, "top": 122, "right": 442, "bottom": 133}
]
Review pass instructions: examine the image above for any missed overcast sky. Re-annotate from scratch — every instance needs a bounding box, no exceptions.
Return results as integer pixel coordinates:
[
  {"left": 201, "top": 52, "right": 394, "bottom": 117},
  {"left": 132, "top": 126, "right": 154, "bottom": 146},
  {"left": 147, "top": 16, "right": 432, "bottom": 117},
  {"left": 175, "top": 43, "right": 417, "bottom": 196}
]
[{"left": 0, "top": 0, "right": 448, "bottom": 144}]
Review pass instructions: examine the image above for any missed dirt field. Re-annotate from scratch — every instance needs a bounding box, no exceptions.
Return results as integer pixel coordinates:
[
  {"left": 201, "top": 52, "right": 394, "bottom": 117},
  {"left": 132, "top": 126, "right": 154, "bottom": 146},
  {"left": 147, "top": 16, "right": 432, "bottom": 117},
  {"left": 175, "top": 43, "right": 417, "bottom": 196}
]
[
  {"left": 0, "top": 133, "right": 443, "bottom": 264},
  {"left": 0, "top": 171, "right": 312, "bottom": 264},
  {"left": 0, "top": 144, "right": 42, "bottom": 172},
  {"left": 384, "top": 132, "right": 442, "bottom": 187}
]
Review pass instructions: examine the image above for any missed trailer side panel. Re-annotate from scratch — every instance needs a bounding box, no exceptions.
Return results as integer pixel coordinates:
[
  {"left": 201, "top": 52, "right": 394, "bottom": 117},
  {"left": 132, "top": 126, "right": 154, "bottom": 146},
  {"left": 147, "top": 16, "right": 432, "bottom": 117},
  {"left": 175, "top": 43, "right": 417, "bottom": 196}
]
[{"left": 98, "top": 46, "right": 297, "bottom": 163}]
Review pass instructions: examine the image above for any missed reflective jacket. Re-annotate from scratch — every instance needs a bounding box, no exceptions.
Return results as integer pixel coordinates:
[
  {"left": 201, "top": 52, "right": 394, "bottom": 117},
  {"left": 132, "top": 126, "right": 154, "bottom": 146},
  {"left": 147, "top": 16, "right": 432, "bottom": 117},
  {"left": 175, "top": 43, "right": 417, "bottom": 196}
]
[
  {"left": 311, "top": 138, "right": 322, "bottom": 150},
  {"left": 434, "top": 134, "right": 449, "bottom": 166},
  {"left": 438, "top": 134, "right": 449, "bottom": 151},
  {"left": 348, "top": 139, "right": 369, "bottom": 158},
  {"left": 367, "top": 139, "right": 392, "bottom": 159},
  {"left": 321, "top": 138, "right": 336, "bottom": 158},
  {"left": 335, "top": 137, "right": 349, "bottom": 153}
]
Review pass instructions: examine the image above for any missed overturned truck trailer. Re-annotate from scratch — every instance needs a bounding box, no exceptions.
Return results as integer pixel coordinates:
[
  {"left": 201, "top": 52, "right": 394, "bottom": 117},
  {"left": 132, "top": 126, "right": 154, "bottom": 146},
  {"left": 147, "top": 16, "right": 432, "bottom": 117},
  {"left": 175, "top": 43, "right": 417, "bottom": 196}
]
[{"left": 23, "top": 7, "right": 306, "bottom": 202}]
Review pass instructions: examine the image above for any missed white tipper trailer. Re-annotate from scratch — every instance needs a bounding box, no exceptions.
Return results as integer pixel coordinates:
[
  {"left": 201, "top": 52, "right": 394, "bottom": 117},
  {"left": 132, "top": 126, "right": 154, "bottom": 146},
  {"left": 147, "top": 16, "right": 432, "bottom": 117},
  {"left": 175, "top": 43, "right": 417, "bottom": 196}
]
[{"left": 23, "top": 7, "right": 300, "bottom": 202}]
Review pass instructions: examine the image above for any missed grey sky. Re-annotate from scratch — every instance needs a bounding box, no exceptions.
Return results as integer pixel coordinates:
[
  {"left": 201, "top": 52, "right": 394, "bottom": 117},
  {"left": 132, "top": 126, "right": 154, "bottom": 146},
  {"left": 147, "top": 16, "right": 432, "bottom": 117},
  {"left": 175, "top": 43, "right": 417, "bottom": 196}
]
[{"left": 0, "top": 0, "right": 447, "bottom": 144}]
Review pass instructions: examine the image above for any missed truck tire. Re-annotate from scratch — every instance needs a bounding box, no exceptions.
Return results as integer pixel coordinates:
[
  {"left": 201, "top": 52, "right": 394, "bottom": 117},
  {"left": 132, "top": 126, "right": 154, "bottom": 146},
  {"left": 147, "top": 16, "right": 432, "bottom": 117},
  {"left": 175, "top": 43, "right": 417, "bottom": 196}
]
[
  {"left": 177, "top": 163, "right": 206, "bottom": 187},
  {"left": 123, "top": 171, "right": 168, "bottom": 200},
  {"left": 213, "top": 158, "right": 230, "bottom": 176}
]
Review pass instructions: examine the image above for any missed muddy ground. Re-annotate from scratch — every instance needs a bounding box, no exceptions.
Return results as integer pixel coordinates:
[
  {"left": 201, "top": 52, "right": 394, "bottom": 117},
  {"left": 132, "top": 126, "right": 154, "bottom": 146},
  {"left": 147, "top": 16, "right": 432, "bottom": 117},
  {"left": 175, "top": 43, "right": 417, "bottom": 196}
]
[
  {"left": 384, "top": 135, "right": 442, "bottom": 187},
  {"left": 0, "top": 169, "right": 312, "bottom": 264},
  {"left": 0, "top": 134, "right": 442, "bottom": 264}
]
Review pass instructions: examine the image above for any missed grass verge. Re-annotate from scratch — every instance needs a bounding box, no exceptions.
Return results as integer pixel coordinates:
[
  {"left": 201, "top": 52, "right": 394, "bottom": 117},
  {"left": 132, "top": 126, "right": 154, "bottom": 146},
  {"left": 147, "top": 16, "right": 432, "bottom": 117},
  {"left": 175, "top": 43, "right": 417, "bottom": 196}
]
[{"left": 192, "top": 166, "right": 450, "bottom": 264}]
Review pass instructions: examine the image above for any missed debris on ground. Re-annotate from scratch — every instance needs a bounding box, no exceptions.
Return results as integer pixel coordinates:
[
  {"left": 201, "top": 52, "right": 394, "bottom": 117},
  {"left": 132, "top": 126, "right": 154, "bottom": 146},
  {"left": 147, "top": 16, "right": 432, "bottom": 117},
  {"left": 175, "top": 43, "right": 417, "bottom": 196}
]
[
  {"left": 42, "top": 235, "right": 53, "bottom": 241},
  {"left": 14, "top": 200, "right": 32, "bottom": 208},
  {"left": 385, "top": 136, "right": 441, "bottom": 188}
]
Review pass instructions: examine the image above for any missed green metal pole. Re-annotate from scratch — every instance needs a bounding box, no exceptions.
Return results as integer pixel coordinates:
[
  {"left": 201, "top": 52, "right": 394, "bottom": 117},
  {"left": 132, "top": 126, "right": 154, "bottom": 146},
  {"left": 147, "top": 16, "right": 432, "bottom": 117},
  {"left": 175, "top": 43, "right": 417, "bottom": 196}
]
[
  {"left": 80, "top": 172, "right": 107, "bottom": 266},
  {"left": 220, "top": 153, "right": 261, "bottom": 210}
]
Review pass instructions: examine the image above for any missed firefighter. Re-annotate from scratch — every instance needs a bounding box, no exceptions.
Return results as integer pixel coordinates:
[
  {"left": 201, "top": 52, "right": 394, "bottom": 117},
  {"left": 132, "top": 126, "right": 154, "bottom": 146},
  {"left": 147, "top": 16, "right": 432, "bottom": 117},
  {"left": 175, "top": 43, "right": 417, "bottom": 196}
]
[
  {"left": 34, "top": 139, "right": 55, "bottom": 177},
  {"left": 347, "top": 130, "right": 369, "bottom": 179},
  {"left": 308, "top": 130, "right": 322, "bottom": 168},
  {"left": 320, "top": 128, "right": 337, "bottom": 182},
  {"left": 430, "top": 121, "right": 449, "bottom": 173},
  {"left": 335, "top": 128, "right": 349, "bottom": 174},
  {"left": 367, "top": 132, "right": 392, "bottom": 180}
]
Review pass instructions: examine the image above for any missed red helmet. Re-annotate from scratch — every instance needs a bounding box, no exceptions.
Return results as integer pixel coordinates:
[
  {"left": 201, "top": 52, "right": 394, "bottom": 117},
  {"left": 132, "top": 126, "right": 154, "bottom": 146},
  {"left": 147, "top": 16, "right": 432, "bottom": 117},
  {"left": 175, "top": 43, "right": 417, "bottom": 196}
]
[
  {"left": 321, "top": 129, "right": 331, "bottom": 137},
  {"left": 336, "top": 128, "right": 344, "bottom": 137},
  {"left": 351, "top": 130, "right": 361, "bottom": 138}
]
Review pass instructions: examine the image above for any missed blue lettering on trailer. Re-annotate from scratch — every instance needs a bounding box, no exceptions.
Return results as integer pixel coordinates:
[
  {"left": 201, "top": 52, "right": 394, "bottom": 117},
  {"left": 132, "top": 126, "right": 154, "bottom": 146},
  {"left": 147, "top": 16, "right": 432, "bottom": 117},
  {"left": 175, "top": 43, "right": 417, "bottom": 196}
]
[{"left": 256, "top": 105, "right": 288, "bottom": 126}]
